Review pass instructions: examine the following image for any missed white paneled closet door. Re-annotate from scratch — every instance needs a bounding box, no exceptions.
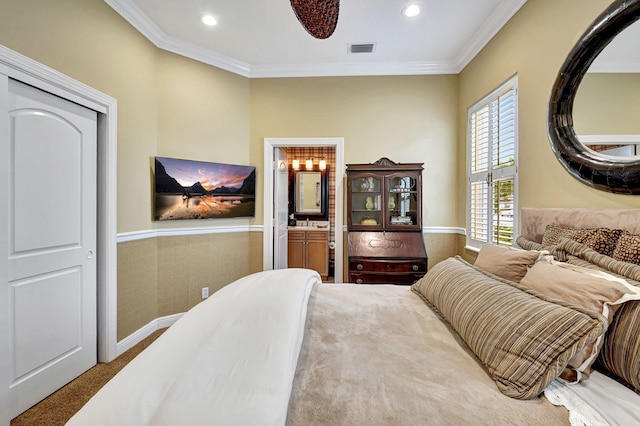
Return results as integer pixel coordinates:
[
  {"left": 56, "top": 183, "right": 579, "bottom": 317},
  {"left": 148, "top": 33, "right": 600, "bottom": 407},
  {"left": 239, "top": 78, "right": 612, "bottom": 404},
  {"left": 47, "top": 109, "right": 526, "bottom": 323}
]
[{"left": 1, "top": 76, "right": 97, "bottom": 420}]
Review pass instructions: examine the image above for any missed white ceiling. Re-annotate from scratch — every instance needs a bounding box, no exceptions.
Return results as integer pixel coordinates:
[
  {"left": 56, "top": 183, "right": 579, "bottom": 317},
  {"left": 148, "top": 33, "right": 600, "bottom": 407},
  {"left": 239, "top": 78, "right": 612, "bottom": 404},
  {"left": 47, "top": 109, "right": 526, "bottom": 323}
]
[{"left": 104, "top": 0, "right": 528, "bottom": 78}]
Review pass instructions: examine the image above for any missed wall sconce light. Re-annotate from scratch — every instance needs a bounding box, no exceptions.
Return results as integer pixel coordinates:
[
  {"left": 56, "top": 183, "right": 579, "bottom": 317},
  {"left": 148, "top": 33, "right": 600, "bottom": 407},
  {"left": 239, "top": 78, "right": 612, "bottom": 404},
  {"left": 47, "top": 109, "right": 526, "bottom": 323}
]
[
  {"left": 292, "top": 159, "right": 300, "bottom": 170},
  {"left": 305, "top": 158, "right": 313, "bottom": 170},
  {"left": 319, "top": 158, "right": 327, "bottom": 170}
]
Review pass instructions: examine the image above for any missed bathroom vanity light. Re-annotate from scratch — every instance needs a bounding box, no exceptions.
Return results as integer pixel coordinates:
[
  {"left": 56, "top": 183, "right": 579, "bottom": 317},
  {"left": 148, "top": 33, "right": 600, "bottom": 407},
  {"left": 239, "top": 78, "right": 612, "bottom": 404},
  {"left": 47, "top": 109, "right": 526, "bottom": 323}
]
[
  {"left": 319, "top": 158, "right": 327, "bottom": 170},
  {"left": 305, "top": 158, "right": 313, "bottom": 170},
  {"left": 292, "top": 159, "right": 300, "bottom": 170}
]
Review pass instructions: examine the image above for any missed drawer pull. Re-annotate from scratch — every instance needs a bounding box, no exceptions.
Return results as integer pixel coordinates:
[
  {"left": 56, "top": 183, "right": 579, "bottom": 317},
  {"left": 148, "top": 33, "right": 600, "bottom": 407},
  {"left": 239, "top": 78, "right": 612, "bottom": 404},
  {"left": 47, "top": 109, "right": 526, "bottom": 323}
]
[
  {"left": 356, "top": 263, "right": 363, "bottom": 270},
  {"left": 412, "top": 264, "right": 419, "bottom": 271},
  {"left": 355, "top": 278, "right": 363, "bottom": 284}
]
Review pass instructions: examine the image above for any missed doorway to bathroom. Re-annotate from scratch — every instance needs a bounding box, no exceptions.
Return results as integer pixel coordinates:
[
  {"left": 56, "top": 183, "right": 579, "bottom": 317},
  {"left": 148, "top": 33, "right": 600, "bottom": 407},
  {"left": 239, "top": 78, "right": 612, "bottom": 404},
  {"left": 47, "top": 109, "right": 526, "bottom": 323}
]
[{"left": 263, "top": 138, "right": 344, "bottom": 283}]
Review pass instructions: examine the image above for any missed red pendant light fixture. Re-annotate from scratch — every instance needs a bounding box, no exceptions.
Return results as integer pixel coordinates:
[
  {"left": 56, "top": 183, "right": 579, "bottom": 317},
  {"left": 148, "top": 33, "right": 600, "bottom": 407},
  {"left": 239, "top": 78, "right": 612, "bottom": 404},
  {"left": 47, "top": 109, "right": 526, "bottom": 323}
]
[{"left": 290, "top": 0, "right": 340, "bottom": 39}]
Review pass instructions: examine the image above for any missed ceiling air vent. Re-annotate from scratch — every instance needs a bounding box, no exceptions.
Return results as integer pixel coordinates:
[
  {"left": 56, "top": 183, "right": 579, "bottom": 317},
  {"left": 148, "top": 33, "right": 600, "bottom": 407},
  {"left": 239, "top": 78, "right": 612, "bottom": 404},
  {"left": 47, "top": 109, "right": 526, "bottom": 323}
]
[{"left": 348, "top": 43, "right": 375, "bottom": 54}]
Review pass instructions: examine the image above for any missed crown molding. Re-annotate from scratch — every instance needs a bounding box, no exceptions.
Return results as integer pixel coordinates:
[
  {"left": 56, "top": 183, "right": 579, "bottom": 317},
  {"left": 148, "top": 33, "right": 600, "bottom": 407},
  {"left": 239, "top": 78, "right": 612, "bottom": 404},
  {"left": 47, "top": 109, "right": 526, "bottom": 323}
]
[
  {"left": 104, "top": 0, "right": 251, "bottom": 77},
  {"left": 105, "top": 0, "right": 526, "bottom": 78},
  {"left": 454, "top": 0, "right": 527, "bottom": 71},
  {"left": 250, "top": 60, "right": 458, "bottom": 78}
]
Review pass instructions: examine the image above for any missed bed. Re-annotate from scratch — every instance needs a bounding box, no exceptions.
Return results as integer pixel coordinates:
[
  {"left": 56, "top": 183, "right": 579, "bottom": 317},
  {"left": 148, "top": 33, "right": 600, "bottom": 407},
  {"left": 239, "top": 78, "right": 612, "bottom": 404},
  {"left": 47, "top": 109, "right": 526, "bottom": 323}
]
[{"left": 67, "top": 208, "right": 640, "bottom": 425}]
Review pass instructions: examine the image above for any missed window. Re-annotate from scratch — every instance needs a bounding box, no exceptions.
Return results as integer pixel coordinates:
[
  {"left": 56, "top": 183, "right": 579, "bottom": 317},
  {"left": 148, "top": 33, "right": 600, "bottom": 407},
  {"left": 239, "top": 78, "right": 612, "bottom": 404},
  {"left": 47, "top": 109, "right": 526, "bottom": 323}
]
[{"left": 467, "top": 75, "right": 518, "bottom": 249}]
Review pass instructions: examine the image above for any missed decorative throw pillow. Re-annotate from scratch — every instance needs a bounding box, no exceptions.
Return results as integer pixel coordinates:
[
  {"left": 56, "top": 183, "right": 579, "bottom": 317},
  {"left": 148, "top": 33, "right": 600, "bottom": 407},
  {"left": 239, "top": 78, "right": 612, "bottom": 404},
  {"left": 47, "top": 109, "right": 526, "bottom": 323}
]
[
  {"left": 573, "top": 228, "right": 623, "bottom": 257},
  {"left": 541, "top": 225, "right": 581, "bottom": 246},
  {"left": 555, "top": 237, "right": 640, "bottom": 393},
  {"left": 598, "top": 299, "right": 640, "bottom": 393},
  {"left": 520, "top": 260, "right": 640, "bottom": 382},
  {"left": 541, "top": 225, "right": 622, "bottom": 257},
  {"left": 412, "top": 256, "right": 606, "bottom": 400},
  {"left": 612, "top": 231, "right": 640, "bottom": 265},
  {"left": 474, "top": 244, "right": 544, "bottom": 282}
]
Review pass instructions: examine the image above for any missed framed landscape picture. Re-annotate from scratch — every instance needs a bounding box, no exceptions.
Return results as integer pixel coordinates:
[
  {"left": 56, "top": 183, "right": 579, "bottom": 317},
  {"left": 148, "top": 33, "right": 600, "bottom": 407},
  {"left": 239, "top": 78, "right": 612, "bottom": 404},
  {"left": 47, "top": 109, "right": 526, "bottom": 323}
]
[{"left": 154, "top": 156, "right": 256, "bottom": 221}]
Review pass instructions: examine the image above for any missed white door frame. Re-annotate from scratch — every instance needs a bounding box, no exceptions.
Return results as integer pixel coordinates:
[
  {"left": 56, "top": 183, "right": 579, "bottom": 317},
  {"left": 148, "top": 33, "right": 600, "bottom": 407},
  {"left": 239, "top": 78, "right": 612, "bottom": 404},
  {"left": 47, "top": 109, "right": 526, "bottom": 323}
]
[
  {"left": 0, "top": 46, "right": 118, "bottom": 365},
  {"left": 263, "top": 138, "right": 344, "bottom": 283}
]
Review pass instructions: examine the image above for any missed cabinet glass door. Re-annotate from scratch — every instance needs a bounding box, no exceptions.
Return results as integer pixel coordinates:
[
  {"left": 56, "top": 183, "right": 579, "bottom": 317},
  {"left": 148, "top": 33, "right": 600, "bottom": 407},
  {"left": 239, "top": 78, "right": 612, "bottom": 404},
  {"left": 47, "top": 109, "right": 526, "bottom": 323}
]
[
  {"left": 350, "top": 175, "right": 382, "bottom": 228},
  {"left": 386, "top": 174, "right": 419, "bottom": 229}
]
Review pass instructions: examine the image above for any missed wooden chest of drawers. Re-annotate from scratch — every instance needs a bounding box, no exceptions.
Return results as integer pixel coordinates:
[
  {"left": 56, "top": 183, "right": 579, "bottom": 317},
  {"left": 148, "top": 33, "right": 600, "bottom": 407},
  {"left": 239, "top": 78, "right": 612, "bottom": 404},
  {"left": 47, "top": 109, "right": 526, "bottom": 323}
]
[{"left": 347, "top": 232, "right": 427, "bottom": 285}]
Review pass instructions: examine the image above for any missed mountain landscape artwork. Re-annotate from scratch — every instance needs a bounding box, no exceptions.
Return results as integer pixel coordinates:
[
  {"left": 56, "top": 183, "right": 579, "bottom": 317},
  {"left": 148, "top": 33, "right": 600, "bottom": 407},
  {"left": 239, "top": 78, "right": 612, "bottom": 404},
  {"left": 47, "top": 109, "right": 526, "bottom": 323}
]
[{"left": 154, "top": 156, "right": 256, "bottom": 220}]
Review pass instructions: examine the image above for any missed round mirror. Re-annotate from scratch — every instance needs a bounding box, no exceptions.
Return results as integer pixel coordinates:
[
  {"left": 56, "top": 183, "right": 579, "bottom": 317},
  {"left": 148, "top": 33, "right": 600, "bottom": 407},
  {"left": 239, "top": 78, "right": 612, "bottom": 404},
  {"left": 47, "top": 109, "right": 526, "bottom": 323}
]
[{"left": 547, "top": 0, "right": 640, "bottom": 194}]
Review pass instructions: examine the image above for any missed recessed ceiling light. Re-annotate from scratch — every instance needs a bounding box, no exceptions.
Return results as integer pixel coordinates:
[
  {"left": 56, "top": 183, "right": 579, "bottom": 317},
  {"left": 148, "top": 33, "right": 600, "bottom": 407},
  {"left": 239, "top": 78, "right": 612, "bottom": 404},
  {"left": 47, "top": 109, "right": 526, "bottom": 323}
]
[
  {"left": 402, "top": 5, "right": 421, "bottom": 17},
  {"left": 201, "top": 14, "right": 217, "bottom": 26}
]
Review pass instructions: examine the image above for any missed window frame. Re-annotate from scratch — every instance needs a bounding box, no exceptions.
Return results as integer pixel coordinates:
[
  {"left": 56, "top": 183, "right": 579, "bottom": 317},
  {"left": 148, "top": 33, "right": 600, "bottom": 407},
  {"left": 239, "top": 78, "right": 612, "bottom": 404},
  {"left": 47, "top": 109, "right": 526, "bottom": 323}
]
[{"left": 466, "top": 75, "right": 519, "bottom": 250}]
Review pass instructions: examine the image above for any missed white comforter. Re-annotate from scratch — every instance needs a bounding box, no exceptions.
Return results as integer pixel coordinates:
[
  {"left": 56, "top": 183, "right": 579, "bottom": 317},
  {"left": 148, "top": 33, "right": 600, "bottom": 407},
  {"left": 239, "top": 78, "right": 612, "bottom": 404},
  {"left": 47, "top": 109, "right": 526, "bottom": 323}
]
[{"left": 67, "top": 268, "right": 320, "bottom": 426}]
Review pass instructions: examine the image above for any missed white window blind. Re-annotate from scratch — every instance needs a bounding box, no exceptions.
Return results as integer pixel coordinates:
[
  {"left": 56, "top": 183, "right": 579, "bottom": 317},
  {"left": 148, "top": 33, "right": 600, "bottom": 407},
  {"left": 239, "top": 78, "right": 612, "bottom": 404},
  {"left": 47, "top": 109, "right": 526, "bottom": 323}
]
[{"left": 467, "top": 76, "right": 518, "bottom": 248}]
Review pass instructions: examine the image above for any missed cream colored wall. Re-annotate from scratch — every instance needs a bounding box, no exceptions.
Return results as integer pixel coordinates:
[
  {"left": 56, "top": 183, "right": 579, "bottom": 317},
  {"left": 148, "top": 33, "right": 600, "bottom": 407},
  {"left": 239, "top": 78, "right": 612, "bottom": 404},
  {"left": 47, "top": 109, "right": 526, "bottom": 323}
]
[
  {"left": 0, "top": 0, "right": 160, "bottom": 234},
  {"left": 458, "top": 0, "right": 640, "bottom": 234},
  {"left": 153, "top": 53, "right": 253, "bottom": 231},
  {"left": 0, "top": 0, "right": 253, "bottom": 234},
  {"left": 574, "top": 73, "right": 640, "bottom": 134},
  {"left": 0, "top": 0, "right": 256, "bottom": 338},
  {"left": 249, "top": 76, "right": 460, "bottom": 227}
]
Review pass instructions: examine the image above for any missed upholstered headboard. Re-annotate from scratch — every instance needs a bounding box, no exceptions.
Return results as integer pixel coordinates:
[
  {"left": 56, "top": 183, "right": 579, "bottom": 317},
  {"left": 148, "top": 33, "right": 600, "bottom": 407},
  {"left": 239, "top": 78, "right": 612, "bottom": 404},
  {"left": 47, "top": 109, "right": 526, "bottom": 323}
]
[{"left": 520, "top": 208, "right": 640, "bottom": 243}]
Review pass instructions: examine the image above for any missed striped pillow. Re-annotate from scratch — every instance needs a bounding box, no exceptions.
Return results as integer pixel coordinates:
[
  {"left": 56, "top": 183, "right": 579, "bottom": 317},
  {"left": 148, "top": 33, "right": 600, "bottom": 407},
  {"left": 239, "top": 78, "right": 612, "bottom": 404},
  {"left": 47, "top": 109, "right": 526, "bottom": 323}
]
[
  {"left": 557, "top": 238, "right": 640, "bottom": 393},
  {"left": 558, "top": 238, "right": 640, "bottom": 282},
  {"left": 412, "top": 256, "right": 606, "bottom": 400},
  {"left": 598, "top": 300, "right": 640, "bottom": 393},
  {"left": 515, "top": 236, "right": 568, "bottom": 262},
  {"left": 520, "top": 260, "right": 640, "bottom": 382}
]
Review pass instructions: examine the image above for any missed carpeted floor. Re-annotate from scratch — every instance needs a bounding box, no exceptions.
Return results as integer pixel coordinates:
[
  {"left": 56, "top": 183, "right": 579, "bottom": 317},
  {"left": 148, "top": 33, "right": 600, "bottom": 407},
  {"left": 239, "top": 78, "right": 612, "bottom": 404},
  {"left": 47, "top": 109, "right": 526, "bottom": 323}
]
[{"left": 11, "top": 328, "right": 167, "bottom": 426}]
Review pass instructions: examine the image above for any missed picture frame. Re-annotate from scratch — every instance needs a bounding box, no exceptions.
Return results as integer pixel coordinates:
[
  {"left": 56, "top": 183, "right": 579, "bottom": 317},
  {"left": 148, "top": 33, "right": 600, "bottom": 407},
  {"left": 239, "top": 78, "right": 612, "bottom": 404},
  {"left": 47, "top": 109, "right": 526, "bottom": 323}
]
[{"left": 154, "top": 156, "right": 256, "bottom": 220}]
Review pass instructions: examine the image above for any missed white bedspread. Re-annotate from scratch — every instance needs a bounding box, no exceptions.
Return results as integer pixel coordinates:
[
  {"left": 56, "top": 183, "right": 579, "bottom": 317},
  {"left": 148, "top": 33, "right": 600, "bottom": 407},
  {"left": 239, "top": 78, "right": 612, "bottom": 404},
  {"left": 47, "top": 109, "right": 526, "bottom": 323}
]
[{"left": 66, "top": 268, "right": 320, "bottom": 426}]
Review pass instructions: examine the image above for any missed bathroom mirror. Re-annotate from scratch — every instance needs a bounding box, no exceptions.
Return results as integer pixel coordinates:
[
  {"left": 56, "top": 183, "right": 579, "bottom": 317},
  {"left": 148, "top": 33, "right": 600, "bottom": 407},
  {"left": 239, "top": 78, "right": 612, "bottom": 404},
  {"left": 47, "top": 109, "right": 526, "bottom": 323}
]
[
  {"left": 547, "top": 0, "right": 640, "bottom": 194},
  {"left": 292, "top": 168, "right": 328, "bottom": 219}
]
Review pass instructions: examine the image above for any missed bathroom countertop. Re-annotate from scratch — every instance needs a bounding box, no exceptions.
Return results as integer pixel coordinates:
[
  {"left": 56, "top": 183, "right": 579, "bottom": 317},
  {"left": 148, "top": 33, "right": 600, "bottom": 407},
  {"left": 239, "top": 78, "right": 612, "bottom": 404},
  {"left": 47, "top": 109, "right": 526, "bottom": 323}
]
[{"left": 287, "top": 226, "right": 329, "bottom": 231}]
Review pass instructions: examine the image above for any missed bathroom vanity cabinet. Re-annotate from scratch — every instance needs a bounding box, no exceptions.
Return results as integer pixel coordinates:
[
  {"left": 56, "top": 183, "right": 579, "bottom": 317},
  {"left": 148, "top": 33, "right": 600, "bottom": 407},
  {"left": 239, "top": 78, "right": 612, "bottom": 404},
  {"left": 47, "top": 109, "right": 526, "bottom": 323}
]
[{"left": 287, "top": 229, "right": 329, "bottom": 281}]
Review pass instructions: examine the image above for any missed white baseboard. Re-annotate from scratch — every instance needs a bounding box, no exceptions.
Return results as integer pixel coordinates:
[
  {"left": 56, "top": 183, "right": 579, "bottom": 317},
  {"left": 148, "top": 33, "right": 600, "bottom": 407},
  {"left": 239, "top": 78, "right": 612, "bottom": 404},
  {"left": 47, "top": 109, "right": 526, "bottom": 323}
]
[{"left": 115, "top": 313, "right": 184, "bottom": 357}]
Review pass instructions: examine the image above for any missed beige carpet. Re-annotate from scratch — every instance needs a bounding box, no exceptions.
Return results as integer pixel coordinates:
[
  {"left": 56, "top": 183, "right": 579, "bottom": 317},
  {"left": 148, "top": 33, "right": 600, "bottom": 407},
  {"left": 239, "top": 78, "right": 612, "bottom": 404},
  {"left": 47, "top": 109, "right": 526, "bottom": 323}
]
[{"left": 11, "top": 328, "right": 166, "bottom": 426}]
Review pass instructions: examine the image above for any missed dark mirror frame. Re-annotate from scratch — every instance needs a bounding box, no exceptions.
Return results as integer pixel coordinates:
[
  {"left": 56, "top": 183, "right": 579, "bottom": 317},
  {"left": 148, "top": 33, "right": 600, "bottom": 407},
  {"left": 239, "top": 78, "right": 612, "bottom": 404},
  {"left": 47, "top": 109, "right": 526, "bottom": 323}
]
[
  {"left": 548, "top": 0, "right": 640, "bottom": 194},
  {"left": 288, "top": 166, "right": 329, "bottom": 220}
]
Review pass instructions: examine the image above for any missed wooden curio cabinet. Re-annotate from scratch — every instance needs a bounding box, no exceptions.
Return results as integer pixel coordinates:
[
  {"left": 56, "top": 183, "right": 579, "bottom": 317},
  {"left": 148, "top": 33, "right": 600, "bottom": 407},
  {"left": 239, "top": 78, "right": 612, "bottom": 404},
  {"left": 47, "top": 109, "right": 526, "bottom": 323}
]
[{"left": 346, "top": 158, "right": 428, "bottom": 285}]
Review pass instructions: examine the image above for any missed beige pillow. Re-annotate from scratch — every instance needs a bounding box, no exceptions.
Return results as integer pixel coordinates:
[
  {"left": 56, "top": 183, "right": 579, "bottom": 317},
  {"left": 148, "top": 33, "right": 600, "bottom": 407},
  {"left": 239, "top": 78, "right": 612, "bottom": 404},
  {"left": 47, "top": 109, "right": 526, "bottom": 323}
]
[
  {"left": 474, "top": 244, "right": 543, "bottom": 282},
  {"left": 520, "top": 260, "right": 640, "bottom": 382}
]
